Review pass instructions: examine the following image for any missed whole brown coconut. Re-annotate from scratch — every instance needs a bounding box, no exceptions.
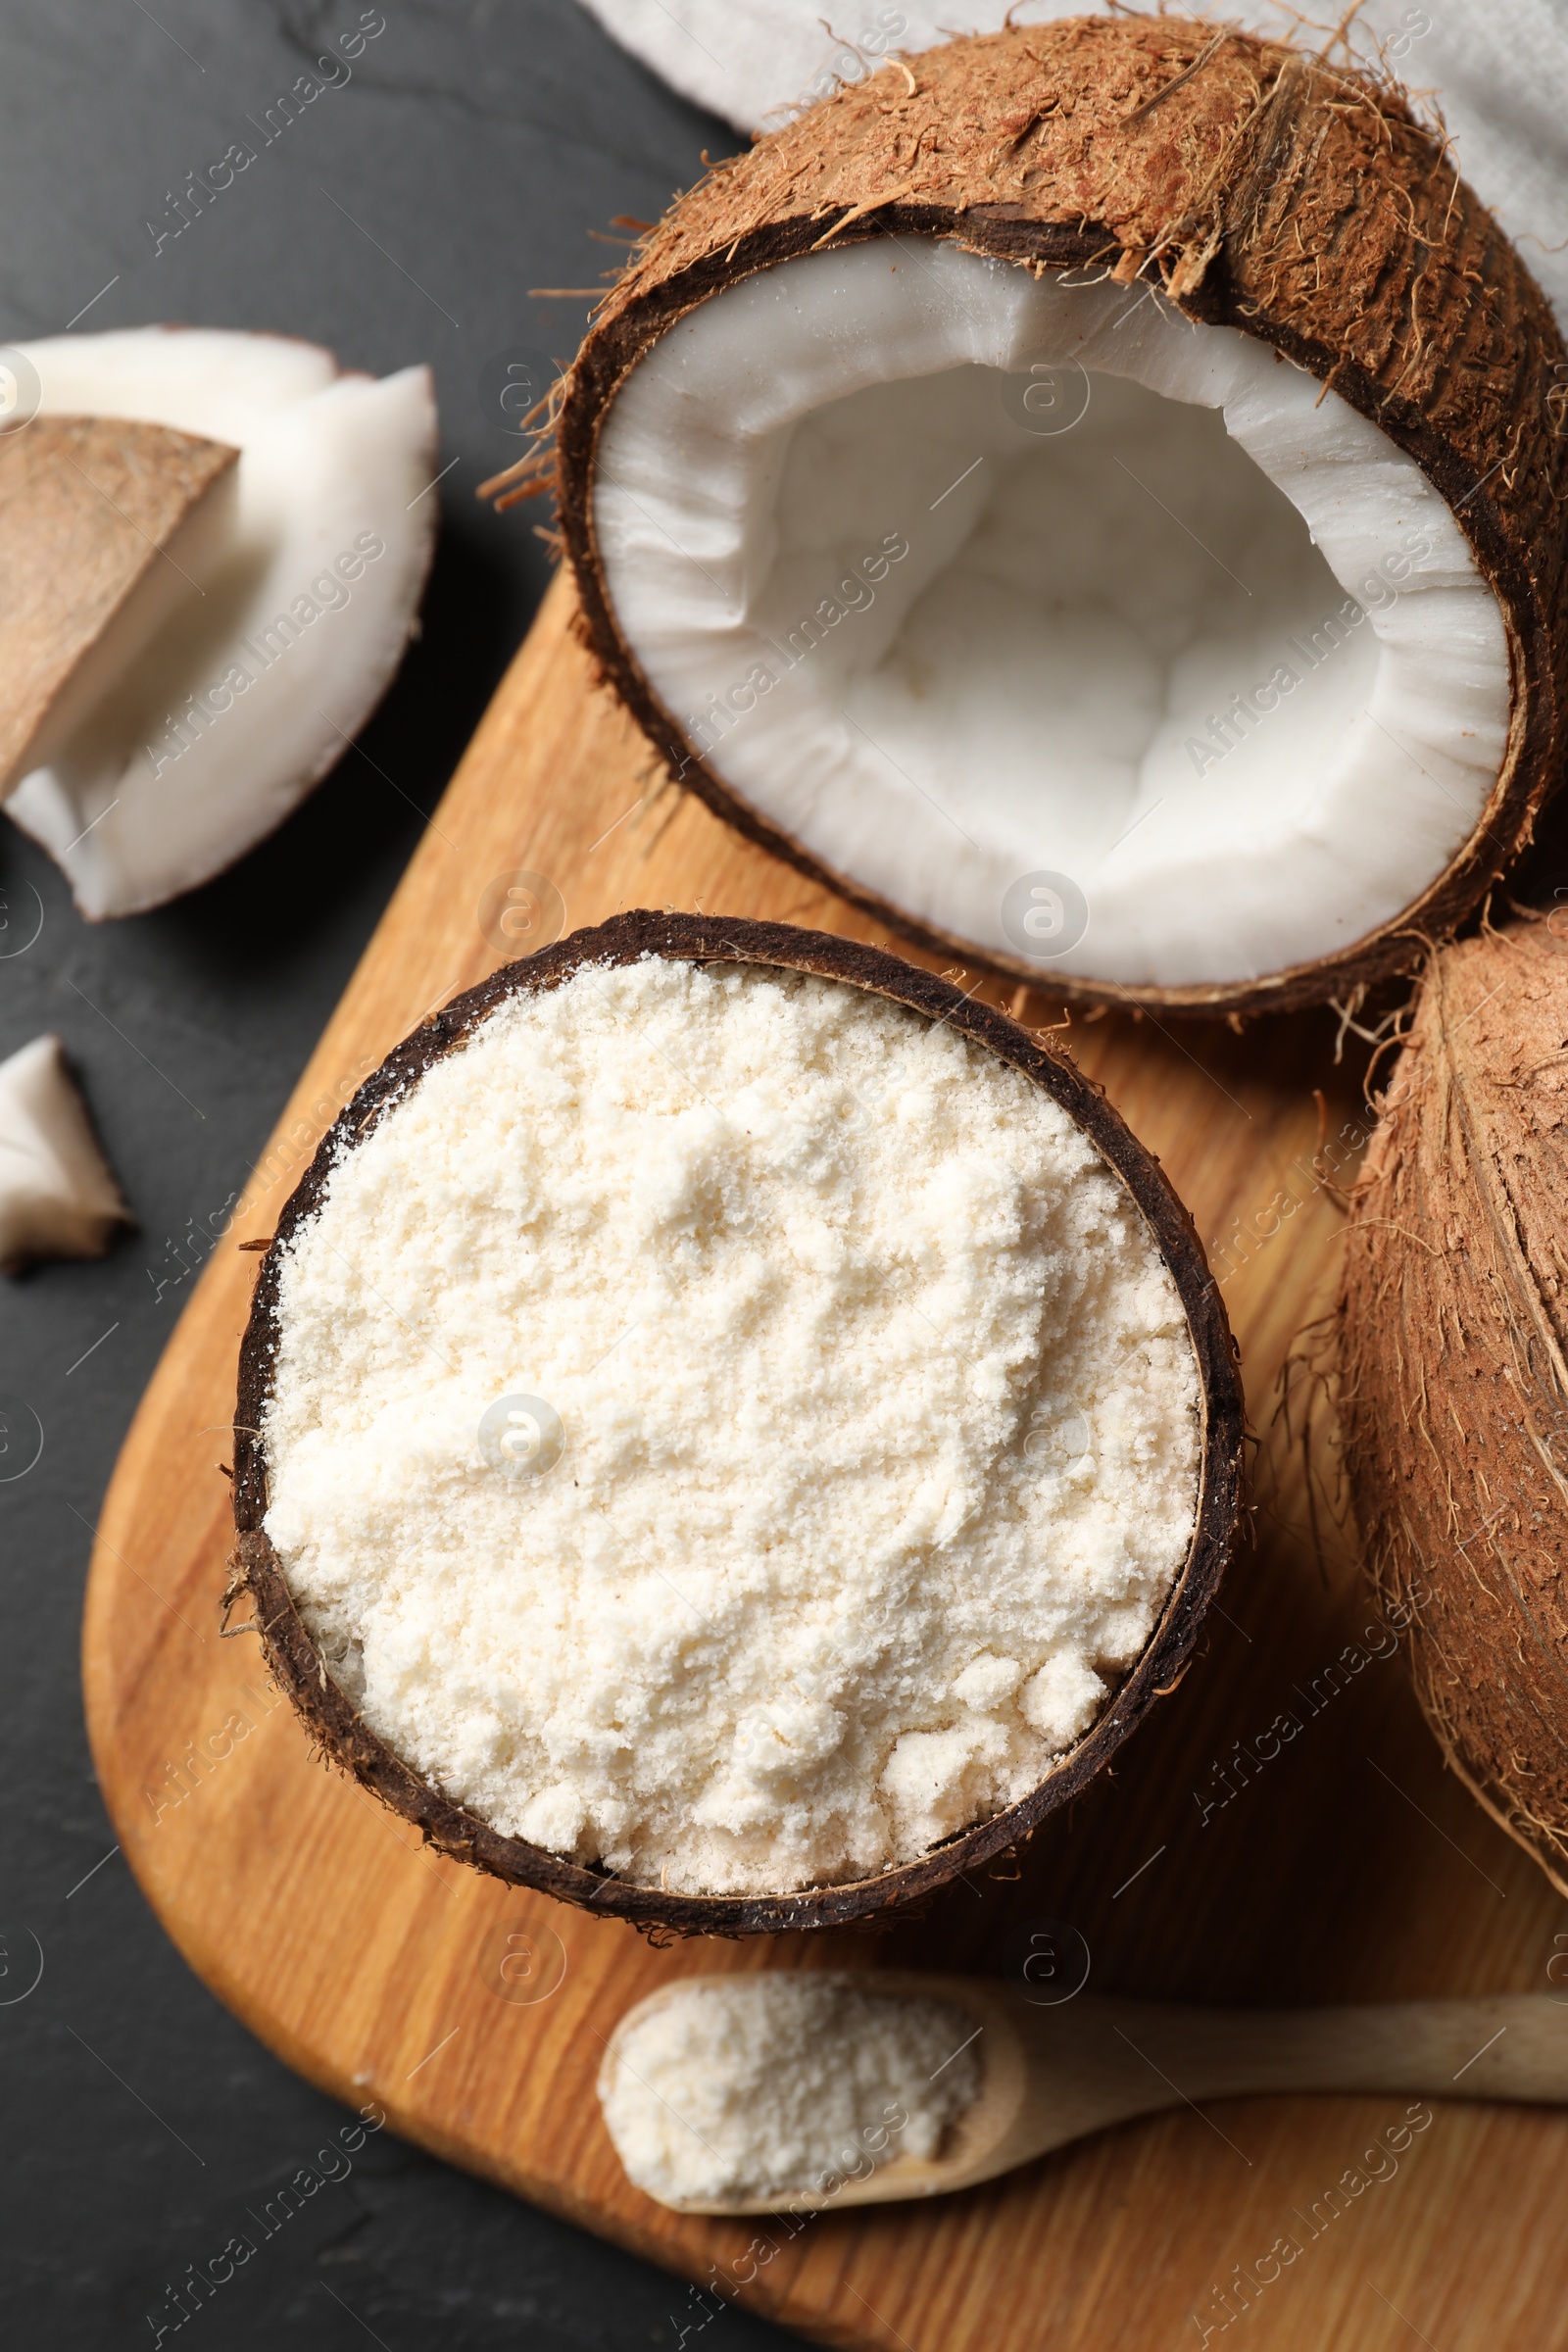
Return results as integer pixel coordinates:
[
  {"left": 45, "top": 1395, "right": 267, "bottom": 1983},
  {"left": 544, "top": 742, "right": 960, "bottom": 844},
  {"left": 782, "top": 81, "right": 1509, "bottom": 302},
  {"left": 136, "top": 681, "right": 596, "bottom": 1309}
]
[
  {"left": 491, "top": 16, "right": 1568, "bottom": 1018},
  {"left": 1336, "top": 911, "right": 1568, "bottom": 1894},
  {"left": 229, "top": 912, "right": 1245, "bottom": 1937}
]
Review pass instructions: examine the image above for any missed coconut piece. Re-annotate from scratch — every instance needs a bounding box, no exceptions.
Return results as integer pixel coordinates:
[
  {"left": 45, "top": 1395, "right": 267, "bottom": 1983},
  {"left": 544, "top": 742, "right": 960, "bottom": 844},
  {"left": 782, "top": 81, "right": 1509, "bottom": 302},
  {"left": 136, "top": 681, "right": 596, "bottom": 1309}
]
[
  {"left": 0, "top": 416, "right": 238, "bottom": 791},
  {"left": 521, "top": 18, "right": 1567, "bottom": 1015},
  {"left": 1336, "top": 911, "right": 1568, "bottom": 1896},
  {"left": 2, "top": 328, "right": 438, "bottom": 919},
  {"left": 0, "top": 1034, "right": 131, "bottom": 1274},
  {"left": 227, "top": 910, "right": 1244, "bottom": 1936}
]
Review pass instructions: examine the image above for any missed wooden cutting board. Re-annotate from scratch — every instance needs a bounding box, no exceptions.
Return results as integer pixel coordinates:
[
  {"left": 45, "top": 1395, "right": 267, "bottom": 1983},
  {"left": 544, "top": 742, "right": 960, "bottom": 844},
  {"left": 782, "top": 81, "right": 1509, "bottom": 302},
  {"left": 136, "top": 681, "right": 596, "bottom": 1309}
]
[{"left": 83, "top": 570, "right": 1568, "bottom": 2352}]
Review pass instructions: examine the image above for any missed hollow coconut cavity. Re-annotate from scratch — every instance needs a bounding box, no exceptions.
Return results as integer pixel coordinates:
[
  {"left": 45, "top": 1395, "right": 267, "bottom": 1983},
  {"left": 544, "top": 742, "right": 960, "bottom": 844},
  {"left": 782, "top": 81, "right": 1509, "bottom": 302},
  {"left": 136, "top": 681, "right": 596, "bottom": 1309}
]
[
  {"left": 230, "top": 913, "right": 1244, "bottom": 1934},
  {"left": 3, "top": 328, "right": 437, "bottom": 917},
  {"left": 594, "top": 244, "right": 1506, "bottom": 993},
  {"left": 535, "top": 18, "right": 1568, "bottom": 1015}
]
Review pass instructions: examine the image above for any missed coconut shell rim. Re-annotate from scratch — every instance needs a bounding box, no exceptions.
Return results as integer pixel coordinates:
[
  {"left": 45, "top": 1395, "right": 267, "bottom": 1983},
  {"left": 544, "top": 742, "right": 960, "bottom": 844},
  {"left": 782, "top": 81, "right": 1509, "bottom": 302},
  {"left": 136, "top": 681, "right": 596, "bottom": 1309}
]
[
  {"left": 545, "top": 18, "right": 1565, "bottom": 1021},
  {"left": 231, "top": 908, "right": 1244, "bottom": 1936}
]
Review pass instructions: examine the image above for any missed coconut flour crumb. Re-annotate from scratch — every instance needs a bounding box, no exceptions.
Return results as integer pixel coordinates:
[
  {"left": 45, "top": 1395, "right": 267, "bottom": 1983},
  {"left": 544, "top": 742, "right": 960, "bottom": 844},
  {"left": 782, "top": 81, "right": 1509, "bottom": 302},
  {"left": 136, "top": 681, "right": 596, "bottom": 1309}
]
[
  {"left": 263, "top": 956, "right": 1200, "bottom": 1894},
  {"left": 598, "top": 1974, "right": 983, "bottom": 2206}
]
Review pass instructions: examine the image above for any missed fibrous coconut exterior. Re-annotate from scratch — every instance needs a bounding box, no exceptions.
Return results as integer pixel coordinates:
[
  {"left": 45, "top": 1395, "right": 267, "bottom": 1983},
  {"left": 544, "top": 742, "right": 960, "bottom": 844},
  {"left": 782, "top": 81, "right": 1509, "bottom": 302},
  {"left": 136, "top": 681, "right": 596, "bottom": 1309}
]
[{"left": 1337, "top": 911, "right": 1568, "bottom": 1895}]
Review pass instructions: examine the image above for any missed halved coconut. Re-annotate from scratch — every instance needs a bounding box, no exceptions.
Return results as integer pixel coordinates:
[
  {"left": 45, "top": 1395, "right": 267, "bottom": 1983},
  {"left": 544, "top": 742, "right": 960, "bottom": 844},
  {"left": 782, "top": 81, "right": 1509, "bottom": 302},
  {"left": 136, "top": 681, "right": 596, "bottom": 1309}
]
[
  {"left": 3, "top": 328, "right": 437, "bottom": 918},
  {"left": 517, "top": 18, "right": 1568, "bottom": 1015},
  {"left": 228, "top": 912, "right": 1243, "bottom": 1936}
]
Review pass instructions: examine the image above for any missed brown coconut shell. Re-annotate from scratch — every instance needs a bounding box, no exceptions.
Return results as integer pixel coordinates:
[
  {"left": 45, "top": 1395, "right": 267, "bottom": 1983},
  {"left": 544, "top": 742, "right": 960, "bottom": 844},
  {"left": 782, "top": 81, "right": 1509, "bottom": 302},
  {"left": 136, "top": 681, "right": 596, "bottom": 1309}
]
[
  {"left": 496, "top": 16, "right": 1568, "bottom": 1020},
  {"left": 1336, "top": 910, "right": 1568, "bottom": 1895},
  {"left": 0, "top": 414, "right": 237, "bottom": 790},
  {"left": 230, "top": 911, "right": 1244, "bottom": 1937}
]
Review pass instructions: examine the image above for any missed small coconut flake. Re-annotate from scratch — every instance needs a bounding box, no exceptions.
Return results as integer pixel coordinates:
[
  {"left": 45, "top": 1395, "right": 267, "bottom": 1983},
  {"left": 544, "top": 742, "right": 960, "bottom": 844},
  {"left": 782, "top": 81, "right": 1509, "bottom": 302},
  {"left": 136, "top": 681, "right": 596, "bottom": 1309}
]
[
  {"left": 0, "top": 1035, "right": 130, "bottom": 1274},
  {"left": 598, "top": 1974, "right": 982, "bottom": 2206},
  {"left": 2, "top": 328, "right": 438, "bottom": 918}
]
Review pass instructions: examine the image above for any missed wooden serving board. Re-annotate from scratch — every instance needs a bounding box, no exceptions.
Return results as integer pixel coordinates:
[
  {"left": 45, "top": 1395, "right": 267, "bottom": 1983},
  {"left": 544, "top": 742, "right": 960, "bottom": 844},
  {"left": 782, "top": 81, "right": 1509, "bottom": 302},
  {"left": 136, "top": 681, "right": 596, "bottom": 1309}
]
[{"left": 84, "top": 572, "right": 1568, "bottom": 2352}]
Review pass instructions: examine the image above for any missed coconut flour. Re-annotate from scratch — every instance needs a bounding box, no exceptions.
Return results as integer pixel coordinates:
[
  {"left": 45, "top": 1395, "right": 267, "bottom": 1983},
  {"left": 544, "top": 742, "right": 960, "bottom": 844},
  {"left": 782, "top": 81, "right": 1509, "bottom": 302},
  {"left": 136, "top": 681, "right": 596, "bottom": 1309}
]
[
  {"left": 263, "top": 956, "right": 1200, "bottom": 1894},
  {"left": 598, "top": 1974, "right": 983, "bottom": 2206}
]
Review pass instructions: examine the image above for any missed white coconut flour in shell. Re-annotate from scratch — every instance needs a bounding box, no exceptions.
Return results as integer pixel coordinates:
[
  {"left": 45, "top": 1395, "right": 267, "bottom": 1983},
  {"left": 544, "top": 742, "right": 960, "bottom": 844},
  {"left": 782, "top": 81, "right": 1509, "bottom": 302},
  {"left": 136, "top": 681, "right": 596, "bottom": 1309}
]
[
  {"left": 263, "top": 956, "right": 1201, "bottom": 1895},
  {"left": 599, "top": 1975, "right": 984, "bottom": 2206}
]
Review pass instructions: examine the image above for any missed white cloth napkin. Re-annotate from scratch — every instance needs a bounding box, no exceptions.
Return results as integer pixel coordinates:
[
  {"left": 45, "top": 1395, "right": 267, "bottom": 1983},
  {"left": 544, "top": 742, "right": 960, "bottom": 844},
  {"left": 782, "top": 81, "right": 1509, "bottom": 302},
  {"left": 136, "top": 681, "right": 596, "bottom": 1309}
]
[{"left": 578, "top": 1, "right": 1568, "bottom": 330}]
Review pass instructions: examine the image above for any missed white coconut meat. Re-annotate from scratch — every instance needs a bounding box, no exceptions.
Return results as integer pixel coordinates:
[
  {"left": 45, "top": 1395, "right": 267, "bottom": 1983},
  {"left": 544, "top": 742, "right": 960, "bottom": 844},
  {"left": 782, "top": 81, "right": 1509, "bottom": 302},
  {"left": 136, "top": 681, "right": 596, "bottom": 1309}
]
[
  {"left": 0, "top": 1034, "right": 129, "bottom": 1273},
  {"left": 594, "top": 239, "right": 1510, "bottom": 991},
  {"left": 3, "top": 329, "right": 437, "bottom": 918}
]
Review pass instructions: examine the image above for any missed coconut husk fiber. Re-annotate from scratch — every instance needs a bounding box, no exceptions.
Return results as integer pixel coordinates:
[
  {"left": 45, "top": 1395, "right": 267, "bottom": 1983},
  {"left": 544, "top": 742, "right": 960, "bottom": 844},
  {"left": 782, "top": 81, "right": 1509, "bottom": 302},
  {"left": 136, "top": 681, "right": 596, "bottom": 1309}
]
[{"left": 1337, "top": 910, "right": 1568, "bottom": 1894}]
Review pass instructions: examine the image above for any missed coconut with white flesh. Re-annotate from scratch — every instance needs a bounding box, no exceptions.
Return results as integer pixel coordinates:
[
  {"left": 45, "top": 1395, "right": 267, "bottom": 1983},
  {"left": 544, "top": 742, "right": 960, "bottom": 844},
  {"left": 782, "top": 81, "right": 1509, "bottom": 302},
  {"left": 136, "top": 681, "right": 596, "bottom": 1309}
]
[
  {"left": 527, "top": 18, "right": 1568, "bottom": 1014},
  {"left": 3, "top": 328, "right": 437, "bottom": 919}
]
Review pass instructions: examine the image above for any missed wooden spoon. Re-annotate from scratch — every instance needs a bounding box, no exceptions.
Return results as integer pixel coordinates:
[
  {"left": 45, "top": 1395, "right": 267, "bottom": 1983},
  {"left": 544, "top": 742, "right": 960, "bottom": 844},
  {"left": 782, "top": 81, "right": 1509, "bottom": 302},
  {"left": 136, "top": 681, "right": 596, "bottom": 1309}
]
[{"left": 605, "top": 1971, "right": 1568, "bottom": 2213}]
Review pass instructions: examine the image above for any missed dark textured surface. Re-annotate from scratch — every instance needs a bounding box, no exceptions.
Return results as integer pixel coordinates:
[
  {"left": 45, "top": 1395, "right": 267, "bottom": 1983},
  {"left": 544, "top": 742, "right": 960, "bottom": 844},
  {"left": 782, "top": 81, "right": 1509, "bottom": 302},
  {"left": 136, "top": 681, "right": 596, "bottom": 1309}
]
[{"left": 0, "top": 5, "right": 805, "bottom": 2342}]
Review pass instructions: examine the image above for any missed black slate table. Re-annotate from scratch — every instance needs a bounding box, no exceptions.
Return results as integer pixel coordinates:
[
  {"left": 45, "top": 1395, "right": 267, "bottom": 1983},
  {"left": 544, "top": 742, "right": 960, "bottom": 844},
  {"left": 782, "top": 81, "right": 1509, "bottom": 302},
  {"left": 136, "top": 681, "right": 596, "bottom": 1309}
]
[{"left": 0, "top": 5, "right": 805, "bottom": 2341}]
